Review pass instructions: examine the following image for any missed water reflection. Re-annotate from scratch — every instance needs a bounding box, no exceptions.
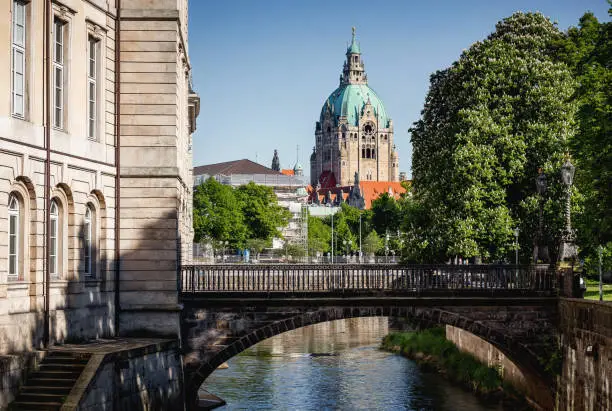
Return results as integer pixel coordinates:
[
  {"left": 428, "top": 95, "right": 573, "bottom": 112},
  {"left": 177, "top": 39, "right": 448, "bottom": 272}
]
[{"left": 202, "top": 318, "right": 503, "bottom": 410}]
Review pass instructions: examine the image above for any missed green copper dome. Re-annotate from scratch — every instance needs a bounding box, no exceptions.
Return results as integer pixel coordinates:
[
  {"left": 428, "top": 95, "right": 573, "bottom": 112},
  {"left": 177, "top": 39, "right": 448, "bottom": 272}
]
[{"left": 320, "top": 84, "right": 389, "bottom": 128}]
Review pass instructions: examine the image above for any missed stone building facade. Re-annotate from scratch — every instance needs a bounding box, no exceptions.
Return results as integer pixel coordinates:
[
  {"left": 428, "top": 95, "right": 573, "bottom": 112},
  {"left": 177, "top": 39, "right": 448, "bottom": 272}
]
[
  {"left": 0, "top": 0, "right": 198, "bottom": 359},
  {"left": 310, "top": 29, "right": 399, "bottom": 187}
]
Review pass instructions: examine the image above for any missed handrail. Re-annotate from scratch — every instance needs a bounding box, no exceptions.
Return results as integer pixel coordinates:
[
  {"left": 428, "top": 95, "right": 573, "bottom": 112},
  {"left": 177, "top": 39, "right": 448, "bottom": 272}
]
[{"left": 178, "top": 264, "right": 555, "bottom": 294}]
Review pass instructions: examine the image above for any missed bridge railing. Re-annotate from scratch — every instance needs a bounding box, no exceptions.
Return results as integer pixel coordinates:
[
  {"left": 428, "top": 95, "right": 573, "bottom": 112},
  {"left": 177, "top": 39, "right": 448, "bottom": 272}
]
[{"left": 179, "top": 264, "right": 555, "bottom": 293}]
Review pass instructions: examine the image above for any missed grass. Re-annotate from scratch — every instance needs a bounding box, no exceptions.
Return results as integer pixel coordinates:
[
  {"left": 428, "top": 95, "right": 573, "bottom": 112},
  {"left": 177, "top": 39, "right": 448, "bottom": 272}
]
[
  {"left": 584, "top": 279, "right": 612, "bottom": 301},
  {"left": 381, "top": 328, "right": 530, "bottom": 409},
  {"left": 382, "top": 328, "right": 503, "bottom": 394}
]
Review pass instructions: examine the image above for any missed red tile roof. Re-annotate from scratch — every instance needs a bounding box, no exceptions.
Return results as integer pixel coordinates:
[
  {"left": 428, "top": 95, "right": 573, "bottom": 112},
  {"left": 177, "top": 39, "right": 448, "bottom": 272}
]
[
  {"left": 359, "top": 181, "right": 406, "bottom": 209},
  {"left": 309, "top": 180, "right": 407, "bottom": 209},
  {"left": 281, "top": 169, "right": 295, "bottom": 176}
]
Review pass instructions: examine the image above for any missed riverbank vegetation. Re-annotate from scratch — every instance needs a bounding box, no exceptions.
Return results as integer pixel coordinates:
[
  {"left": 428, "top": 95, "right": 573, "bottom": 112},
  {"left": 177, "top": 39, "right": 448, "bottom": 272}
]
[{"left": 382, "top": 328, "right": 530, "bottom": 408}]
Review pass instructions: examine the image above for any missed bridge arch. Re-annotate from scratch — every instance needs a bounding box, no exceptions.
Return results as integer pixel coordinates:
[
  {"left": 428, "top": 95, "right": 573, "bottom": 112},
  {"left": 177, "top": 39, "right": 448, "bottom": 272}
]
[{"left": 182, "top": 304, "right": 555, "bottom": 409}]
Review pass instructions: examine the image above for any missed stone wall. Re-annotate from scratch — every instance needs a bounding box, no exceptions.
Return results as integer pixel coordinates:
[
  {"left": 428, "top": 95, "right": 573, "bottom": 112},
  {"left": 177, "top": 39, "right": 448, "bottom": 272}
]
[
  {"left": 0, "top": 351, "right": 44, "bottom": 409},
  {"left": 557, "top": 298, "right": 611, "bottom": 411},
  {"left": 117, "top": 0, "right": 195, "bottom": 338},
  {"left": 445, "top": 325, "right": 531, "bottom": 401},
  {"left": 65, "top": 341, "right": 183, "bottom": 411}
]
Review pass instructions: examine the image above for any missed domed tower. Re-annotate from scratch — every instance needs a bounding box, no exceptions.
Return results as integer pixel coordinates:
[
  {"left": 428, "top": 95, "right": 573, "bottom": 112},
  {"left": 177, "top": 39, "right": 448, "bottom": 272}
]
[{"left": 310, "top": 28, "right": 398, "bottom": 187}]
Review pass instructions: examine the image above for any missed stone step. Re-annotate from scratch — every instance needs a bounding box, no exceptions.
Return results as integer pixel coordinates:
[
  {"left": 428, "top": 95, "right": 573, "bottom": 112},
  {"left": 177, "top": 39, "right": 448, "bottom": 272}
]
[
  {"left": 25, "top": 377, "right": 76, "bottom": 388},
  {"left": 39, "top": 363, "right": 87, "bottom": 371},
  {"left": 14, "top": 392, "right": 66, "bottom": 403},
  {"left": 20, "top": 385, "right": 73, "bottom": 395},
  {"left": 42, "top": 356, "right": 89, "bottom": 365},
  {"left": 31, "top": 369, "right": 82, "bottom": 379},
  {"left": 8, "top": 400, "right": 62, "bottom": 411}
]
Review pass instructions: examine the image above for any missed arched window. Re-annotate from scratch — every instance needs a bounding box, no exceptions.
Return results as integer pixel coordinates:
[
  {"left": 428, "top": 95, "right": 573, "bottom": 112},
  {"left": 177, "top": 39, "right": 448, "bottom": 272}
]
[
  {"left": 50, "top": 200, "right": 59, "bottom": 278},
  {"left": 361, "top": 147, "right": 365, "bottom": 158},
  {"left": 84, "top": 206, "right": 93, "bottom": 276},
  {"left": 372, "top": 149, "right": 376, "bottom": 159},
  {"left": 8, "top": 194, "right": 19, "bottom": 279}
]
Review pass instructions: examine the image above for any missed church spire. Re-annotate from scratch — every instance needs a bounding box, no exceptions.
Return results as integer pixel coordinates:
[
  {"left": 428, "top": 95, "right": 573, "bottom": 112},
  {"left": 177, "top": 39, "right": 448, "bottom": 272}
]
[
  {"left": 341, "top": 27, "right": 367, "bottom": 86},
  {"left": 347, "top": 27, "right": 360, "bottom": 54}
]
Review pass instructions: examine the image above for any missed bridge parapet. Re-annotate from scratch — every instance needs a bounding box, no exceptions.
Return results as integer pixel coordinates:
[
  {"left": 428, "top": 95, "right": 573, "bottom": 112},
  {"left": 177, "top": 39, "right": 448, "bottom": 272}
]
[{"left": 179, "top": 263, "right": 555, "bottom": 294}]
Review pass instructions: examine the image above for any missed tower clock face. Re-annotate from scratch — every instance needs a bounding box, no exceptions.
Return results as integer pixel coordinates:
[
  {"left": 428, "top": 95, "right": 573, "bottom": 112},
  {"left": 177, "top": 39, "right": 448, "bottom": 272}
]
[{"left": 362, "top": 121, "right": 376, "bottom": 136}]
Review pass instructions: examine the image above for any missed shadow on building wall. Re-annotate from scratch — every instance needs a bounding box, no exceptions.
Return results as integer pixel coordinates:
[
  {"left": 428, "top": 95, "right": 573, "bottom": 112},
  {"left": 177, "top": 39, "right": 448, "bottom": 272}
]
[{"left": 1, "top": 207, "right": 185, "bottom": 409}]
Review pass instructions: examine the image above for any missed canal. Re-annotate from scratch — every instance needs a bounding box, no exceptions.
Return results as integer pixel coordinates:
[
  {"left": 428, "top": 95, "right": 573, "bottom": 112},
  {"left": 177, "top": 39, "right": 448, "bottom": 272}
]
[{"left": 201, "top": 317, "right": 509, "bottom": 410}]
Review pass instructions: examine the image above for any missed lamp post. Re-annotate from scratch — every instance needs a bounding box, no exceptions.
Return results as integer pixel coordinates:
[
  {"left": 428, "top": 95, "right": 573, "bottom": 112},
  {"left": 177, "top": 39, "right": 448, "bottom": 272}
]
[
  {"left": 559, "top": 157, "right": 577, "bottom": 261},
  {"left": 385, "top": 231, "right": 390, "bottom": 263},
  {"left": 331, "top": 211, "right": 334, "bottom": 264},
  {"left": 534, "top": 168, "right": 548, "bottom": 263},
  {"left": 223, "top": 240, "right": 229, "bottom": 263},
  {"left": 359, "top": 213, "right": 362, "bottom": 263},
  {"left": 514, "top": 228, "right": 519, "bottom": 265},
  {"left": 599, "top": 245, "right": 603, "bottom": 301}
]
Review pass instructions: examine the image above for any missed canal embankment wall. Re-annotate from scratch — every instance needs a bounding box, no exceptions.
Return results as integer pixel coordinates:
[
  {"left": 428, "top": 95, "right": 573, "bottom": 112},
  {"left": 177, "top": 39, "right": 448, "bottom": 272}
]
[
  {"left": 556, "top": 298, "right": 611, "bottom": 411},
  {"left": 59, "top": 339, "right": 183, "bottom": 411},
  {"left": 445, "top": 325, "right": 529, "bottom": 396}
]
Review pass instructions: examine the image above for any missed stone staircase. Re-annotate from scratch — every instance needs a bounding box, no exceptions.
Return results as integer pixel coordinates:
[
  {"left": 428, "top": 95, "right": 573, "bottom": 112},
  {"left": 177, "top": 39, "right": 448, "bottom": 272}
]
[{"left": 9, "top": 351, "right": 90, "bottom": 411}]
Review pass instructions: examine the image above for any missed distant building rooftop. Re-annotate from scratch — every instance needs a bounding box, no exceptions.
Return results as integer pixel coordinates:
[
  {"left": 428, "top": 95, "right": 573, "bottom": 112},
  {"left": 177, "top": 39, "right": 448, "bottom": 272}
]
[
  {"left": 193, "top": 159, "right": 307, "bottom": 187},
  {"left": 194, "top": 159, "right": 280, "bottom": 177}
]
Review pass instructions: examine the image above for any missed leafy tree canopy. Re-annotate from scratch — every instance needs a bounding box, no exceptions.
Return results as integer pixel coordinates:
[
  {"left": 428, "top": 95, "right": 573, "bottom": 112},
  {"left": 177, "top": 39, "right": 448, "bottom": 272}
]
[
  {"left": 193, "top": 178, "right": 247, "bottom": 248},
  {"left": 235, "top": 182, "right": 291, "bottom": 242},
  {"left": 409, "top": 12, "right": 576, "bottom": 262},
  {"left": 193, "top": 179, "right": 290, "bottom": 250}
]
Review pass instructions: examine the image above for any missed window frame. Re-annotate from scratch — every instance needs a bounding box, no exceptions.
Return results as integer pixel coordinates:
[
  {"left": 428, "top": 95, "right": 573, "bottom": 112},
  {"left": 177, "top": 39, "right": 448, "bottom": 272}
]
[
  {"left": 52, "top": 17, "right": 67, "bottom": 130},
  {"left": 87, "top": 36, "right": 99, "bottom": 140},
  {"left": 8, "top": 195, "right": 20, "bottom": 279},
  {"left": 50, "top": 199, "right": 59, "bottom": 278},
  {"left": 11, "top": 0, "right": 27, "bottom": 118},
  {"left": 83, "top": 206, "right": 93, "bottom": 276}
]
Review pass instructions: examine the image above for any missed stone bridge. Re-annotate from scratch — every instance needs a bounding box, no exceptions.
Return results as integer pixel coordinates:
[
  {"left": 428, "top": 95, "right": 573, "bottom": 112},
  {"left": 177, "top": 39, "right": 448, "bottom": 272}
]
[{"left": 179, "top": 263, "right": 559, "bottom": 409}]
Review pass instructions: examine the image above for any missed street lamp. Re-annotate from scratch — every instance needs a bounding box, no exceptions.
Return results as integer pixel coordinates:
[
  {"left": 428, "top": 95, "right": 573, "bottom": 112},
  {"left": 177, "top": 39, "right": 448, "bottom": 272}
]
[
  {"left": 514, "top": 228, "right": 519, "bottom": 265},
  {"left": 559, "top": 156, "right": 577, "bottom": 261},
  {"left": 385, "top": 231, "right": 390, "bottom": 263},
  {"left": 599, "top": 245, "right": 603, "bottom": 301},
  {"left": 331, "top": 210, "right": 334, "bottom": 264},
  {"left": 223, "top": 240, "right": 229, "bottom": 263},
  {"left": 359, "top": 213, "right": 362, "bottom": 263}
]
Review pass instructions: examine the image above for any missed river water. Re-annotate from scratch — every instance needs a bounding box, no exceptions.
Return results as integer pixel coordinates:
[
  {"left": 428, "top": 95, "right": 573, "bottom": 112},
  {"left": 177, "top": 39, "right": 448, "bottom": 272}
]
[{"left": 201, "top": 317, "right": 505, "bottom": 410}]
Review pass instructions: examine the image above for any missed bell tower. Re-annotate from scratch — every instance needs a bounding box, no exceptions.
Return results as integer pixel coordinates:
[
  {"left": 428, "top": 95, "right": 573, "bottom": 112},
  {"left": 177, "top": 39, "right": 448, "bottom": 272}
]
[{"left": 341, "top": 28, "right": 367, "bottom": 86}]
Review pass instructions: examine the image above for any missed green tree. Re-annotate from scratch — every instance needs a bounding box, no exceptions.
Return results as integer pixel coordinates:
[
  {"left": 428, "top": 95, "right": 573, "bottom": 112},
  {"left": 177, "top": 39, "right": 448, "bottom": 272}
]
[
  {"left": 560, "top": 11, "right": 611, "bottom": 268},
  {"left": 362, "top": 230, "right": 383, "bottom": 255},
  {"left": 410, "top": 12, "right": 576, "bottom": 262},
  {"left": 371, "top": 193, "right": 401, "bottom": 236},
  {"left": 246, "top": 238, "right": 269, "bottom": 259},
  {"left": 193, "top": 178, "right": 247, "bottom": 247},
  {"left": 235, "top": 182, "right": 291, "bottom": 242},
  {"left": 307, "top": 214, "right": 331, "bottom": 256}
]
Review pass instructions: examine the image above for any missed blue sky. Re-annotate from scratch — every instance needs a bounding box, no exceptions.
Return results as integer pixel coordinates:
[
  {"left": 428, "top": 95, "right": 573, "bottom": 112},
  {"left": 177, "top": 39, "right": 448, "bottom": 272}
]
[{"left": 188, "top": 0, "right": 609, "bottom": 178}]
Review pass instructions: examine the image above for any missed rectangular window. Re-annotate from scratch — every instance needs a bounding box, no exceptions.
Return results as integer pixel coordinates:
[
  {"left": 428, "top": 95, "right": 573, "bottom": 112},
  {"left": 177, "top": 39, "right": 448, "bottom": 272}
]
[
  {"left": 12, "top": 0, "right": 26, "bottom": 117},
  {"left": 50, "top": 217, "right": 57, "bottom": 276},
  {"left": 87, "top": 37, "right": 98, "bottom": 140},
  {"left": 53, "top": 18, "right": 65, "bottom": 129},
  {"left": 9, "top": 214, "right": 18, "bottom": 276}
]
